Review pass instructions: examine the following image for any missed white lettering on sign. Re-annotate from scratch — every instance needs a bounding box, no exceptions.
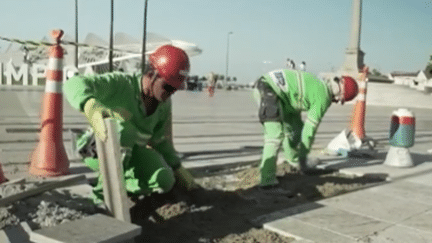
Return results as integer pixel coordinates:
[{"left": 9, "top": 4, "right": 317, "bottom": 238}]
[
  {"left": 32, "top": 64, "right": 46, "bottom": 86},
  {"left": 5, "top": 62, "right": 28, "bottom": 86},
  {"left": 0, "top": 62, "right": 79, "bottom": 86}
]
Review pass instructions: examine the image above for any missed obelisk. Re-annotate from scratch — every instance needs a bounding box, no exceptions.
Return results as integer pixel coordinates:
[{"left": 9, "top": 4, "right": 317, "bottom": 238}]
[{"left": 340, "top": 0, "right": 365, "bottom": 77}]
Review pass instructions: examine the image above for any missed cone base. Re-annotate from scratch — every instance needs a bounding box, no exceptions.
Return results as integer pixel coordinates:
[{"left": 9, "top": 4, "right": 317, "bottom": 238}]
[
  {"left": 384, "top": 146, "right": 414, "bottom": 168},
  {"left": 29, "top": 166, "right": 70, "bottom": 177},
  {"left": 29, "top": 142, "right": 70, "bottom": 177}
]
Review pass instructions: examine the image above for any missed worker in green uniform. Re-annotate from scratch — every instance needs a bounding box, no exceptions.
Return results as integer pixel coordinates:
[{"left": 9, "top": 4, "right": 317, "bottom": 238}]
[
  {"left": 254, "top": 69, "right": 359, "bottom": 189},
  {"left": 64, "top": 45, "right": 197, "bottom": 202}
]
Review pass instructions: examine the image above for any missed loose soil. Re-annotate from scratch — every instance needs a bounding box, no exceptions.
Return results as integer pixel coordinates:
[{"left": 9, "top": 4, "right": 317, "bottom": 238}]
[
  {"left": 0, "top": 163, "right": 385, "bottom": 242},
  {"left": 130, "top": 163, "right": 385, "bottom": 243}
]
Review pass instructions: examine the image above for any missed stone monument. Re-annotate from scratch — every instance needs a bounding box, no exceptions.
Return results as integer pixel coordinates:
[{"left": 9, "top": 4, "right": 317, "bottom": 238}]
[
  {"left": 339, "top": 0, "right": 365, "bottom": 78},
  {"left": 320, "top": 0, "right": 365, "bottom": 80},
  {"left": 320, "top": 0, "right": 391, "bottom": 83}
]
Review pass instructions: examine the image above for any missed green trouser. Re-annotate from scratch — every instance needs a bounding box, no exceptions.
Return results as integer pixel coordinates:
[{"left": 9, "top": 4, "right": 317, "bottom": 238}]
[
  {"left": 80, "top": 123, "right": 176, "bottom": 203},
  {"left": 260, "top": 113, "right": 304, "bottom": 186},
  {"left": 85, "top": 146, "right": 175, "bottom": 202}
]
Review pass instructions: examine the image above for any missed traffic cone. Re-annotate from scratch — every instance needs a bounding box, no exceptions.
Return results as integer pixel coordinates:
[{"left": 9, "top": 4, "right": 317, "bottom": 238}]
[
  {"left": 29, "top": 29, "right": 69, "bottom": 176},
  {"left": 350, "top": 66, "right": 369, "bottom": 141},
  {"left": 325, "top": 66, "right": 374, "bottom": 156}
]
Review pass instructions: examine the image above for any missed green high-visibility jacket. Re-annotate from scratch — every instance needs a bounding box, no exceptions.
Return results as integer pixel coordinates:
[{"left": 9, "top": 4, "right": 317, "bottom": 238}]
[
  {"left": 259, "top": 69, "right": 333, "bottom": 152},
  {"left": 64, "top": 72, "right": 180, "bottom": 169}
]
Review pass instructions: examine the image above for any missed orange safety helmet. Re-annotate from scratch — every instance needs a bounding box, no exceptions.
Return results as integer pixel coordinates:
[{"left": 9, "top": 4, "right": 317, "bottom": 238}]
[
  {"left": 149, "top": 45, "right": 190, "bottom": 89},
  {"left": 339, "top": 76, "right": 359, "bottom": 104}
]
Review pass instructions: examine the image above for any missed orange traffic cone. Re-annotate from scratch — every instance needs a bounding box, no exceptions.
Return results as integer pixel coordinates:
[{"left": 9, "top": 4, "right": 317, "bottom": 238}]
[
  {"left": 29, "top": 29, "right": 69, "bottom": 176},
  {"left": 350, "top": 66, "right": 369, "bottom": 141}
]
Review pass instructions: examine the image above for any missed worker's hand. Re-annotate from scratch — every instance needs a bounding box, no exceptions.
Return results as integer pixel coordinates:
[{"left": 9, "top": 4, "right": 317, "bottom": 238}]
[
  {"left": 174, "top": 166, "right": 199, "bottom": 191},
  {"left": 83, "top": 98, "right": 132, "bottom": 142}
]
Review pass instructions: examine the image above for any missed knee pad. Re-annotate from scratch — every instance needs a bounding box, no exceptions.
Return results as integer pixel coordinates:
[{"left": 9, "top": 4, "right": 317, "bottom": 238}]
[{"left": 149, "top": 167, "right": 175, "bottom": 193}]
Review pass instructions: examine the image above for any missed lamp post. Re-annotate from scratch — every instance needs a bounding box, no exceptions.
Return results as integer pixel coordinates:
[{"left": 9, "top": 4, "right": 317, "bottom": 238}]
[
  {"left": 74, "top": 0, "right": 78, "bottom": 68},
  {"left": 225, "top": 31, "right": 233, "bottom": 88},
  {"left": 141, "top": 0, "right": 148, "bottom": 74},
  {"left": 109, "top": 0, "right": 114, "bottom": 72}
]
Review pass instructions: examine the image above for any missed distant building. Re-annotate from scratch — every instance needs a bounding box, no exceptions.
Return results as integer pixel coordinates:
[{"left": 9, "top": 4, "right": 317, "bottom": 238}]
[{"left": 388, "top": 71, "right": 419, "bottom": 86}]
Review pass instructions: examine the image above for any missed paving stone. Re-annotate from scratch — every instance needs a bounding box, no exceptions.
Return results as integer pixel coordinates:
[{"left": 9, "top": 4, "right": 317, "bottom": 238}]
[
  {"left": 251, "top": 203, "right": 325, "bottom": 226},
  {"left": 365, "top": 180, "right": 432, "bottom": 206},
  {"left": 264, "top": 217, "right": 357, "bottom": 243},
  {"left": 33, "top": 214, "right": 141, "bottom": 243},
  {"left": 399, "top": 208, "right": 432, "bottom": 234},
  {"left": 360, "top": 224, "right": 432, "bottom": 243},
  {"left": 404, "top": 172, "right": 432, "bottom": 187},
  {"left": 290, "top": 205, "right": 391, "bottom": 239},
  {"left": 319, "top": 189, "right": 431, "bottom": 223},
  {"left": 0, "top": 224, "right": 31, "bottom": 243}
]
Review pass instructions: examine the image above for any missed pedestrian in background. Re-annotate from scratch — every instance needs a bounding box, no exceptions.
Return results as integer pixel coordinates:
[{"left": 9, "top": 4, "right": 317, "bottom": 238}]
[
  {"left": 299, "top": 61, "right": 306, "bottom": 71},
  {"left": 286, "top": 58, "right": 295, "bottom": 69},
  {"left": 207, "top": 71, "right": 218, "bottom": 97}
]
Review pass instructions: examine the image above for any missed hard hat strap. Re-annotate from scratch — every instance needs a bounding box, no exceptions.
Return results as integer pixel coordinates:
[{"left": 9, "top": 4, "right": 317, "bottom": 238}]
[
  {"left": 340, "top": 78, "right": 345, "bottom": 104},
  {"left": 148, "top": 70, "right": 159, "bottom": 97}
]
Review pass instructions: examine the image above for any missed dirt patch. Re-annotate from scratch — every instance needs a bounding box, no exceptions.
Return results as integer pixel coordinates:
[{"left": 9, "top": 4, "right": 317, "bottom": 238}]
[
  {"left": 131, "top": 163, "right": 385, "bottom": 243},
  {"left": 0, "top": 162, "right": 385, "bottom": 242}
]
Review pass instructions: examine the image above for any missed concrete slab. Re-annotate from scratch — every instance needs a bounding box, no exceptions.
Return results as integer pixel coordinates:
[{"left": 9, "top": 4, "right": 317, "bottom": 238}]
[
  {"left": 365, "top": 180, "right": 432, "bottom": 206},
  {"left": 399, "top": 208, "right": 432, "bottom": 234},
  {"left": 33, "top": 214, "right": 141, "bottom": 243},
  {"left": 0, "top": 224, "right": 31, "bottom": 243},
  {"left": 319, "top": 189, "right": 432, "bottom": 223},
  {"left": 262, "top": 202, "right": 391, "bottom": 241},
  {"left": 264, "top": 217, "right": 357, "bottom": 243},
  {"left": 404, "top": 172, "right": 432, "bottom": 187},
  {"left": 360, "top": 224, "right": 432, "bottom": 243}
]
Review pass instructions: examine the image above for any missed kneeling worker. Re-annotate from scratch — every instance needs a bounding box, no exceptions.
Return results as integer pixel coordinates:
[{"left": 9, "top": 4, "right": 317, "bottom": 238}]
[
  {"left": 64, "top": 45, "right": 198, "bottom": 202},
  {"left": 254, "top": 69, "right": 359, "bottom": 188}
]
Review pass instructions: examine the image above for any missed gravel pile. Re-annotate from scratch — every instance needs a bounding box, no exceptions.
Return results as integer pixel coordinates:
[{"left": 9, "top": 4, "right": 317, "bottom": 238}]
[{"left": 0, "top": 182, "right": 99, "bottom": 230}]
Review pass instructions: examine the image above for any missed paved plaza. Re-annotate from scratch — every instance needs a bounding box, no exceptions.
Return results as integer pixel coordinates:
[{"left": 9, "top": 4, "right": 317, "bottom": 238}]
[{"left": 0, "top": 82, "right": 432, "bottom": 242}]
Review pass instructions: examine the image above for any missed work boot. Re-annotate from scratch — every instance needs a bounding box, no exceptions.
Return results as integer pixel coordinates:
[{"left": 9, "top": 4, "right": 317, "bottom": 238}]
[
  {"left": 299, "top": 157, "right": 333, "bottom": 175},
  {"left": 299, "top": 157, "right": 321, "bottom": 171},
  {"left": 286, "top": 161, "right": 301, "bottom": 172}
]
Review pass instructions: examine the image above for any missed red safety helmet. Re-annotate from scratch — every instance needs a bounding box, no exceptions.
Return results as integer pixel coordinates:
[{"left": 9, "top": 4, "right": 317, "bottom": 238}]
[
  {"left": 149, "top": 45, "right": 190, "bottom": 89},
  {"left": 339, "top": 76, "right": 359, "bottom": 104}
]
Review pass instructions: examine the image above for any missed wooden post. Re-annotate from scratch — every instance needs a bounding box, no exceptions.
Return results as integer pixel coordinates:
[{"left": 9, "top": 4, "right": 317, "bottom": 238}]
[{"left": 95, "top": 118, "right": 131, "bottom": 223}]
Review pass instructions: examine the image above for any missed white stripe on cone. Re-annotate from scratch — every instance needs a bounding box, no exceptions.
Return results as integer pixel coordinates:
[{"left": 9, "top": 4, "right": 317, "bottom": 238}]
[
  {"left": 47, "top": 58, "right": 63, "bottom": 70},
  {"left": 45, "top": 80, "right": 63, "bottom": 93},
  {"left": 357, "top": 93, "right": 365, "bottom": 101}
]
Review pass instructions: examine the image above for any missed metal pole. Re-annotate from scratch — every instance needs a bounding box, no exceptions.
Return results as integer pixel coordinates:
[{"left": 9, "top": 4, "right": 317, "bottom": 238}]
[
  {"left": 74, "top": 0, "right": 78, "bottom": 68},
  {"left": 141, "top": 0, "right": 148, "bottom": 74},
  {"left": 109, "top": 0, "right": 114, "bottom": 72},
  {"left": 225, "top": 31, "right": 233, "bottom": 88}
]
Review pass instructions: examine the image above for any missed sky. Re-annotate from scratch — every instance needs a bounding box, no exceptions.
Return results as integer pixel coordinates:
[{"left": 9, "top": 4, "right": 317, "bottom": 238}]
[{"left": 0, "top": 0, "right": 431, "bottom": 84}]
